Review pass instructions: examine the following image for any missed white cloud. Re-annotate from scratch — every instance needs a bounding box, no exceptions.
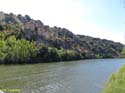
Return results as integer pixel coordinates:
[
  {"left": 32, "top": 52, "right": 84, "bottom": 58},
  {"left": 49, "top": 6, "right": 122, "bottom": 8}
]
[{"left": 0, "top": 0, "right": 124, "bottom": 43}]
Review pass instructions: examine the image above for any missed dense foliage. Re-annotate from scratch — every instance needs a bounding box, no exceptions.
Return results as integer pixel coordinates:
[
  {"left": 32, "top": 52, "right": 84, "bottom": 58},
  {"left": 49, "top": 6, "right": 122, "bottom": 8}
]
[
  {"left": 121, "top": 48, "right": 125, "bottom": 57},
  {"left": 0, "top": 31, "right": 82, "bottom": 64},
  {"left": 104, "top": 65, "right": 125, "bottom": 93},
  {"left": 0, "top": 32, "right": 38, "bottom": 64},
  {"left": 36, "top": 46, "right": 82, "bottom": 62}
]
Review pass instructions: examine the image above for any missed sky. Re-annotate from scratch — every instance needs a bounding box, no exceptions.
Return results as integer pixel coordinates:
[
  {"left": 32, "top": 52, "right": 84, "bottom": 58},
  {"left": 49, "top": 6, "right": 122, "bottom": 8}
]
[{"left": 0, "top": 0, "right": 125, "bottom": 43}]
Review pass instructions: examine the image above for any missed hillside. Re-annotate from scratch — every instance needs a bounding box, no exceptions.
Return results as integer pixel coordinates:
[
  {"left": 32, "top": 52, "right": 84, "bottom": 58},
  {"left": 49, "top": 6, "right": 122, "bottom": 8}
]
[{"left": 0, "top": 11, "right": 124, "bottom": 62}]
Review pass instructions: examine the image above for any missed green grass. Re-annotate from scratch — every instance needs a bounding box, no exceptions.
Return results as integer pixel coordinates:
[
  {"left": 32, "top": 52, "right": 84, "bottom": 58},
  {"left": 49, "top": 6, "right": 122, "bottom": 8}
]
[{"left": 104, "top": 65, "right": 125, "bottom": 93}]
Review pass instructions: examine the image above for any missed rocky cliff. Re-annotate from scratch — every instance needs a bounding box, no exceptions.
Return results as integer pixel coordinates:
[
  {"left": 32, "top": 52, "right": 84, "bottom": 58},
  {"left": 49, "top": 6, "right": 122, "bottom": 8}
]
[{"left": 0, "top": 12, "right": 123, "bottom": 58}]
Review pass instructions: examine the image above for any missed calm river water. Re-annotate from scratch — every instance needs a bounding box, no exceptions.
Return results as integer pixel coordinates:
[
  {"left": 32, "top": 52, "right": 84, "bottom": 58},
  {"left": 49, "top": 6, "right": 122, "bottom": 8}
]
[{"left": 0, "top": 59, "right": 125, "bottom": 93}]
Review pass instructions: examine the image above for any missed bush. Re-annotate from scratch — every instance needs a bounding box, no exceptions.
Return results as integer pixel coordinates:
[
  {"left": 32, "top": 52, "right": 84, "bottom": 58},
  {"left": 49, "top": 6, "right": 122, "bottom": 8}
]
[
  {"left": 121, "top": 48, "right": 125, "bottom": 57},
  {"left": 95, "top": 54, "right": 102, "bottom": 59},
  {"left": 0, "top": 40, "right": 7, "bottom": 63},
  {"left": 37, "top": 45, "right": 82, "bottom": 62},
  {"left": 0, "top": 32, "right": 38, "bottom": 64},
  {"left": 6, "top": 36, "right": 37, "bottom": 63}
]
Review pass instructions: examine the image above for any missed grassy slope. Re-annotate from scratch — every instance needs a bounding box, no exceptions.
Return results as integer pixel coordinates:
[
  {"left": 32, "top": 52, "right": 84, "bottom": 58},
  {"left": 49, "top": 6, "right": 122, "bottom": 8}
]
[{"left": 104, "top": 65, "right": 125, "bottom": 93}]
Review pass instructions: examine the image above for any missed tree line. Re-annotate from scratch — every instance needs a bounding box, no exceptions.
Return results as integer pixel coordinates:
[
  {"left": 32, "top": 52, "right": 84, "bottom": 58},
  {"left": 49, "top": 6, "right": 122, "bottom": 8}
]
[{"left": 0, "top": 31, "right": 82, "bottom": 64}]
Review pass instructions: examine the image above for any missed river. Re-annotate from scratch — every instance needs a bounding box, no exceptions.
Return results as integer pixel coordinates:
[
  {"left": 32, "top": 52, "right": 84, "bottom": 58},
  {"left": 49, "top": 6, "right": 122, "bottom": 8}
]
[{"left": 0, "top": 59, "right": 124, "bottom": 93}]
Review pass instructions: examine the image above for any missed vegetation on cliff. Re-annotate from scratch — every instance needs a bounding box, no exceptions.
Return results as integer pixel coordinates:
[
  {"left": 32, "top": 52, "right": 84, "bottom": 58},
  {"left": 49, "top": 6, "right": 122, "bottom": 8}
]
[
  {"left": 0, "top": 12, "right": 124, "bottom": 63},
  {"left": 121, "top": 48, "right": 125, "bottom": 57},
  {"left": 0, "top": 31, "right": 81, "bottom": 64}
]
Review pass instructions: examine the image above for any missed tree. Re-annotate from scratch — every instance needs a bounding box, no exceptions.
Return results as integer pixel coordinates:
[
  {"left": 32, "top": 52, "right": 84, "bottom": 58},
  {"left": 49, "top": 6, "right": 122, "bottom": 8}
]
[
  {"left": 121, "top": 48, "right": 125, "bottom": 57},
  {"left": 0, "top": 40, "right": 7, "bottom": 63},
  {"left": 49, "top": 48, "right": 61, "bottom": 61},
  {"left": 6, "top": 36, "right": 37, "bottom": 63},
  {"left": 95, "top": 54, "right": 102, "bottom": 59},
  {"left": 0, "top": 25, "right": 4, "bottom": 31}
]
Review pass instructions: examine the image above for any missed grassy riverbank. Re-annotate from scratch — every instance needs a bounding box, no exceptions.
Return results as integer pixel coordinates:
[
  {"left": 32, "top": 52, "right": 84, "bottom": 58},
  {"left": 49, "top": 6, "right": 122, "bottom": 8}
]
[{"left": 104, "top": 65, "right": 125, "bottom": 93}]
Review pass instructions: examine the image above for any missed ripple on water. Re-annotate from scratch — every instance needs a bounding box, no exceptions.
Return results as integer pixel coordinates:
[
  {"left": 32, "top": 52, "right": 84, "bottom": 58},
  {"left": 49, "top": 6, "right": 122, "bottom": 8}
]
[{"left": 22, "top": 82, "right": 73, "bottom": 93}]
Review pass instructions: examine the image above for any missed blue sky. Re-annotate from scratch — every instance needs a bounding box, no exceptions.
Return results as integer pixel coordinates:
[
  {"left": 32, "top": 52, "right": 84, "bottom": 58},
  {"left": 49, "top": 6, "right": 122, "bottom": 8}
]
[
  {"left": 80, "top": 0, "right": 124, "bottom": 33},
  {"left": 78, "top": 0, "right": 125, "bottom": 43},
  {"left": 0, "top": 0, "right": 125, "bottom": 43}
]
